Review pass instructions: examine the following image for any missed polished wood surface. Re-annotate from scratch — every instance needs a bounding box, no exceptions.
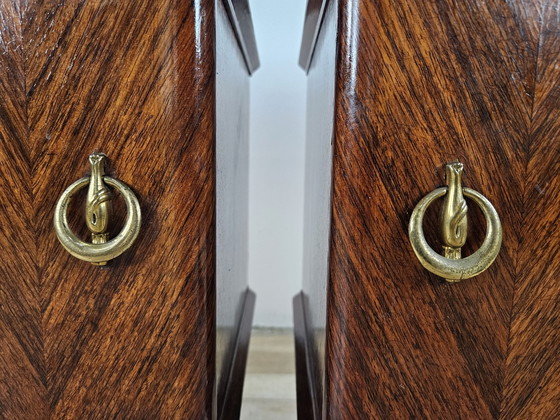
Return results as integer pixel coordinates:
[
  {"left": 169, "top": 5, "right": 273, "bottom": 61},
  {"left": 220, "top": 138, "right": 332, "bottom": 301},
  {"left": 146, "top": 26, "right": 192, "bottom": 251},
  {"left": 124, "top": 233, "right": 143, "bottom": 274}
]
[
  {"left": 500, "top": 4, "right": 559, "bottom": 416},
  {"left": 223, "top": 0, "right": 260, "bottom": 74},
  {"left": 214, "top": 5, "right": 258, "bottom": 414},
  {"left": 293, "top": 293, "right": 319, "bottom": 420},
  {"left": 219, "top": 290, "right": 256, "bottom": 420},
  {"left": 0, "top": 0, "right": 255, "bottom": 418},
  {"left": 215, "top": 0, "right": 255, "bottom": 416},
  {"left": 298, "top": 0, "right": 329, "bottom": 71},
  {"left": 297, "top": 0, "right": 559, "bottom": 418},
  {"left": 297, "top": 0, "right": 338, "bottom": 417}
]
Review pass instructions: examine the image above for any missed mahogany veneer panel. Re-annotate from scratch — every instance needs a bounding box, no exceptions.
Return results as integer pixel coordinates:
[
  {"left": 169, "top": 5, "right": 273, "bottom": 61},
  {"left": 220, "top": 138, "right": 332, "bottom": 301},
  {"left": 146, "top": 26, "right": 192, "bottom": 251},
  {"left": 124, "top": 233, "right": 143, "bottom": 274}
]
[
  {"left": 0, "top": 0, "right": 256, "bottom": 418},
  {"left": 500, "top": 3, "right": 560, "bottom": 417},
  {"left": 297, "top": 0, "right": 559, "bottom": 418},
  {"left": 1, "top": 0, "right": 216, "bottom": 417}
]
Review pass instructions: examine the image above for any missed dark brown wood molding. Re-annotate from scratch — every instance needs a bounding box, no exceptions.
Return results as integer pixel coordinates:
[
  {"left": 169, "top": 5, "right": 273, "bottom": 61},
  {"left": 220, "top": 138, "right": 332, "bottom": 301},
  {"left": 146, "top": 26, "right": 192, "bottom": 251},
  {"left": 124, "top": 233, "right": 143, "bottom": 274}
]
[
  {"left": 293, "top": 293, "right": 320, "bottom": 420},
  {"left": 218, "top": 289, "right": 256, "bottom": 420},
  {"left": 222, "top": 0, "right": 260, "bottom": 74},
  {"left": 299, "top": 0, "right": 329, "bottom": 72}
]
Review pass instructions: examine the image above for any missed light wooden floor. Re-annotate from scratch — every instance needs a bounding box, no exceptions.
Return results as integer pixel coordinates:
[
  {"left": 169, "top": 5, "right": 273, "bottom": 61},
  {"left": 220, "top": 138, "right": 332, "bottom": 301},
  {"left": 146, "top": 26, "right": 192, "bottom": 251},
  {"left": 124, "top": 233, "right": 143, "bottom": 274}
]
[{"left": 240, "top": 329, "right": 297, "bottom": 420}]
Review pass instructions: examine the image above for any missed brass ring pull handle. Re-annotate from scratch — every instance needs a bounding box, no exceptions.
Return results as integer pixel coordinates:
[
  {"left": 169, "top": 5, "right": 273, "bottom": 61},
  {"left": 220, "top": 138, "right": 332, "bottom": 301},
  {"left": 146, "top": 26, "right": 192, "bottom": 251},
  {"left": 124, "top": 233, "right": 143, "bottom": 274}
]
[
  {"left": 54, "top": 153, "right": 141, "bottom": 265},
  {"left": 408, "top": 162, "right": 502, "bottom": 282}
]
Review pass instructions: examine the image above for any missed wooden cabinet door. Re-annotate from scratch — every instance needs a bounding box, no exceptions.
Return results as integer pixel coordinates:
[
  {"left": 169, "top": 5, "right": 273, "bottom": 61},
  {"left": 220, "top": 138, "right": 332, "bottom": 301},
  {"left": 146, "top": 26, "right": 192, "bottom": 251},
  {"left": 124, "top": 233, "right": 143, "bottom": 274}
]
[
  {"left": 0, "top": 0, "right": 257, "bottom": 418},
  {"left": 295, "top": 0, "right": 559, "bottom": 419}
]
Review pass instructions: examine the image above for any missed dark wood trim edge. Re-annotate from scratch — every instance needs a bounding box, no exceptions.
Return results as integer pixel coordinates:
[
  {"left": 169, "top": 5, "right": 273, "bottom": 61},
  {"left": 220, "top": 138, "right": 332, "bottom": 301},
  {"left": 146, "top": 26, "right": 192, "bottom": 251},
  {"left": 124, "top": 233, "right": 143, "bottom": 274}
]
[
  {"left": 299, "top": 0, "right": 329, "bottom": 72},
  {"left": 222, "top": 0, "right": 260, "bottom": 74},
  {"left": 293, "top": 292, "right": 320, "bottom": 420},
  {"left": 218, "top": 288, "right": 257, "bottom": 420}
]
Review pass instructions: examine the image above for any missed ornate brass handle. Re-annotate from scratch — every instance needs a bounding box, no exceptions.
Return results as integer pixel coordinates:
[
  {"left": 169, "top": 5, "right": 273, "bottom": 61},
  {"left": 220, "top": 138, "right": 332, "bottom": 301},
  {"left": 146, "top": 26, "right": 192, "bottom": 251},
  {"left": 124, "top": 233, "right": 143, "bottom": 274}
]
[
  {"left": 408, "top": 162, "right": 502, "bottom": 282},
  {"left": 54, "top": 153, "right": 141, "bottom": 265}
]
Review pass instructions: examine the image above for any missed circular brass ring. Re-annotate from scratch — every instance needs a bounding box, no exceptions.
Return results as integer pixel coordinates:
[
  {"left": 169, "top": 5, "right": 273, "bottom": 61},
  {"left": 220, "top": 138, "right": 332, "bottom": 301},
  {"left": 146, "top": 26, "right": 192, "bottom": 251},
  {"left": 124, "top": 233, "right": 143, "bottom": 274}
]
[
  {"left": 408, "top": 187, "right": 502, "bottom": 282},
  {"left": 54, "top": 176, "right": 141, "bottom": 264}
]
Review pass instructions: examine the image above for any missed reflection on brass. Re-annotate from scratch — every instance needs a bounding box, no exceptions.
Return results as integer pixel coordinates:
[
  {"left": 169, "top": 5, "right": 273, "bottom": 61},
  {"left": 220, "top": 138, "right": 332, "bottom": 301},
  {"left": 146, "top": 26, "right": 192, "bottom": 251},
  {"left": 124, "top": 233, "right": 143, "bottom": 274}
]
[
  {"left": 54, "top": 153, "right": 141, "bottom": 265},
  {"left": 408, "top": 162, "right": 502, "bottom": 282},
  {"left": 440, "top": 162, "right": 467, "bottom": 262},
  {"left": 86, "top": 153, "right": 113, "bottom": 251}
]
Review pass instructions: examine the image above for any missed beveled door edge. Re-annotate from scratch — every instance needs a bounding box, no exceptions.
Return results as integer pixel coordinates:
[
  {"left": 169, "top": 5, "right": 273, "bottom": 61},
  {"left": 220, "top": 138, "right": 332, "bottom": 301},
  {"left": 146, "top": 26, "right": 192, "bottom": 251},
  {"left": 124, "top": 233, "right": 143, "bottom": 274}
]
[
  {"left": 222, "top": 0, "right": 260, "bottom": 74},
  {"left": 299, "top": 0, "right": 330, "bottom": 72}
]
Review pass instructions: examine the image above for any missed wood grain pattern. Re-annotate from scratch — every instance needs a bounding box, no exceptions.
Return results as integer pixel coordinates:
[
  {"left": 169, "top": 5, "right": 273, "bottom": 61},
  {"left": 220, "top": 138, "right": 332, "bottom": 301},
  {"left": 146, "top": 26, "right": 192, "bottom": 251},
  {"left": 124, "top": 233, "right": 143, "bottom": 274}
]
[
  {"left": 501, "top": 3, "right": 560, "bottom": 417},
  {"left": 0, "top": 2, "right": 46, "bottom": 418},
  {"left": 0, "top": 0, "right": 222, "bottom": 417},
  {"left": 297, "top": 0, "right": 559, "bottom": 418}
]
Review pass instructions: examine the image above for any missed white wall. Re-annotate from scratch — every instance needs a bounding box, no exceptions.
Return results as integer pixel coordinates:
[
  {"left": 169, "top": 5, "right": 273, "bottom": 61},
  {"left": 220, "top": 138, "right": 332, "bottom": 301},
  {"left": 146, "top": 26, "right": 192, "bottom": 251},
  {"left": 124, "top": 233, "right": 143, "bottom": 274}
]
[{"left": 248, "top": 0, "right": 307, "bottom": 327}]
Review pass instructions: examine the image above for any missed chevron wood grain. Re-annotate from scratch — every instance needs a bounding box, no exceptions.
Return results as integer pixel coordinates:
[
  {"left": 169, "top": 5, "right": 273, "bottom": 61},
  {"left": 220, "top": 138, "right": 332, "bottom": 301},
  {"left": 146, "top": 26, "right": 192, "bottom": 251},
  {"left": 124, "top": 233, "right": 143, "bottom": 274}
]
[
  {"left": 297, "top": 0, "right": 559, "bottom": 418},
  {"left": 501, "top": 2, "right": 560, "bottom": 418},
  {"left": 0, "top": 3, "right": 46, "bottom": 419},
  {"left": 1, "top": 0, "right": 217, "bottom": 418}
]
